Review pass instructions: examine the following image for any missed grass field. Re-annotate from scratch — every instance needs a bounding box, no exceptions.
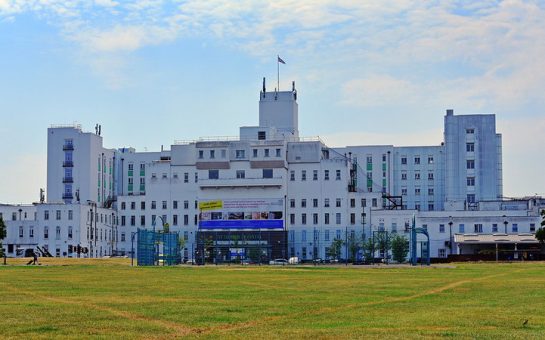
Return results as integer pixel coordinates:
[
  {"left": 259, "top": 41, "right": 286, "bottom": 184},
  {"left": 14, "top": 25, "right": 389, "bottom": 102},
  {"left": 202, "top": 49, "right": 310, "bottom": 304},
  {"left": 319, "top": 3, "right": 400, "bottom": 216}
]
[{"left": 1, "top": 259, "right": 545, "bottom": 339}]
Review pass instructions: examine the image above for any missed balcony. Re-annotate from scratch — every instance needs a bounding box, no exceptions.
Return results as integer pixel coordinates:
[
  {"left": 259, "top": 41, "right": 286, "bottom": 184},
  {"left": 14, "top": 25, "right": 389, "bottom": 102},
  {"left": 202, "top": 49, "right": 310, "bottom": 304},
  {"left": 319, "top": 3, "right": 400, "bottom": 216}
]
[
  {"left": 63, "top": 144, "right": 74, "bottom": 151},
  {"left": 62, "top": 161, "right": 74, "bottom": 167},
  {"left": 62, "top": 193, "right": 73, "bottom": 200},
  {"left": 62, "top": 176, "right": 74, "bottom": 183},
  {"left": 199, "top": 176, "right": 284, "bottom": 189}
]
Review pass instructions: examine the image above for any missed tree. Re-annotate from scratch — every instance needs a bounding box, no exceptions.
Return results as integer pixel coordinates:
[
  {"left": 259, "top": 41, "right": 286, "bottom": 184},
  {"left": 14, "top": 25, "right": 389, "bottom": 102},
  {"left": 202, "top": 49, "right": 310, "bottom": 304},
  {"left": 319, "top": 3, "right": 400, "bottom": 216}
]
[
  {"left": 391, "top": 234, "right": 410, "bottom": 263},
  {"left": 535, "top": 210, "right": 545, "bottom": 244},
  {"left": 374, "top": 231, "right": 391, "bottom": 262},
  {"left": 345, "top": 233, "right": 362, "bottom": 262},
  {"left": 0, "top": 217, "right": 6, "bottom": 258},
  {"left": 362, "top": 237, "right": 375, "bottom": 263},
  {"left": 326, "top": 238, "right": 343, "bottom": 260}
]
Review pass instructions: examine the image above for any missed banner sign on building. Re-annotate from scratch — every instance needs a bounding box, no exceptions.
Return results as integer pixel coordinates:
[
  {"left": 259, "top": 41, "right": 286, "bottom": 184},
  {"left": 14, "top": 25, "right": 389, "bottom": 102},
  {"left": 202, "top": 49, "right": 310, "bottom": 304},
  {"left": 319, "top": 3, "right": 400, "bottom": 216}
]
[{"left": 199, "top": 198, "right": 284, "bottom": 230}]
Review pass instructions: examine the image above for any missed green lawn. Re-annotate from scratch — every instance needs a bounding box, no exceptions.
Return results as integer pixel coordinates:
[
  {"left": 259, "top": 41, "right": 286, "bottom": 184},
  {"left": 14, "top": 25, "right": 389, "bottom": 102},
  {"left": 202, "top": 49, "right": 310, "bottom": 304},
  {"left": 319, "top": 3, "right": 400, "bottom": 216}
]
[{"left": 1, "top": 259, "right": 544, "bottom": 339}]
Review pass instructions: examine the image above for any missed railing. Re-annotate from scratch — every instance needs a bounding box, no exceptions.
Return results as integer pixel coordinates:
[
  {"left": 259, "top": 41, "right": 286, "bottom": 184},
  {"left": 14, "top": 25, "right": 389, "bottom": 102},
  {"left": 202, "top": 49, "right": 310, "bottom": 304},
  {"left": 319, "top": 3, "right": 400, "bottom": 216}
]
[
  {"left": 62, "top": 161, "right": 74, "bottom": 167},
  {"left": 50, "top": 123, "right": 82, "bottom": 130},
  {"left": 62, "top": 177, "right": 74, "bottom": 183},
  {"left": 174, "top": 135, "right": 324, "bottom": 145},
  {"left": 63, "top": 144, "right": 74, "bottom": 151},
  {"left": 62, "top": 193, "right": 74, "bottom": 199}
]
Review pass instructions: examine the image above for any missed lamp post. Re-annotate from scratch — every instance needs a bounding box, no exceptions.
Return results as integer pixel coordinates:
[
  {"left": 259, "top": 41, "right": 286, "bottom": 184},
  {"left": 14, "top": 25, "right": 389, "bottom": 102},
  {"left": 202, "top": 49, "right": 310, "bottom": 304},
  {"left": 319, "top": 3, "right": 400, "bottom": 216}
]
[
  {"left": 448, "top": 216, "right": 453, "bottom": 255},
  {"left": 503, "top": 215, "right": 508, "bottom": 234}
]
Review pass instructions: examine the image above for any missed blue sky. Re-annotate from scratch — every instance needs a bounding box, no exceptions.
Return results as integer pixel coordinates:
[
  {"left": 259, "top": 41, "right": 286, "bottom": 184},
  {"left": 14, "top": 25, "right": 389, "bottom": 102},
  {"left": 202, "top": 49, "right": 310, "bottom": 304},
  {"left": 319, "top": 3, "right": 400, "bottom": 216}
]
[{"left": 1, "top": 0, "right": 544, "bottom": 203}]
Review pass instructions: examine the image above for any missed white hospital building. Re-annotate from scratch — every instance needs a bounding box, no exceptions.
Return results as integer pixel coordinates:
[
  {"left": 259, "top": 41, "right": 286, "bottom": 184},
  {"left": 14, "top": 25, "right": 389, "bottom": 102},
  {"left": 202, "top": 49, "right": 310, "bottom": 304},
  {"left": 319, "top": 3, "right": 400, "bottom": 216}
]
[{"left": 1, "top": 79, "right": 543, "bottom": 262}]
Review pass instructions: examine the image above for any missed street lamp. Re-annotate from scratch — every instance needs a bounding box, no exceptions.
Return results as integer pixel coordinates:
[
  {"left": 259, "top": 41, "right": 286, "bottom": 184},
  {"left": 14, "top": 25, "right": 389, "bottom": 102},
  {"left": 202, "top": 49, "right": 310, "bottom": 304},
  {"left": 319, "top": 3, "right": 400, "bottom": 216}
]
[
  {"left": 448, "top": 216, "right": 453, "bottom": 255},
  {"left": 503, "top": 215, "right": 508, "bottom": 234}
]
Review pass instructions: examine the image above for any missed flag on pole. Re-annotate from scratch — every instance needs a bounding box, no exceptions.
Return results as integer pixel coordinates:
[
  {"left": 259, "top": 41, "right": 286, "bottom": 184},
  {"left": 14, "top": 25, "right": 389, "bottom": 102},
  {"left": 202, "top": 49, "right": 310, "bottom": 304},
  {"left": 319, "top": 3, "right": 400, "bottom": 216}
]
[{"left": 277, "top": 56, "right": 286, "bottom": 64}]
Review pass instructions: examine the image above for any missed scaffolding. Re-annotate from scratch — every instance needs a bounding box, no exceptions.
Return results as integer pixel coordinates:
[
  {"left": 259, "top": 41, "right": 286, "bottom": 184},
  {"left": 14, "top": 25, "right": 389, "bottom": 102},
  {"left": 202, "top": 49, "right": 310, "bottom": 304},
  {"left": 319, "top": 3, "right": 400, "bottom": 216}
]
[{"left": 136, "top": 229, "right": 181, "bottom": 266}]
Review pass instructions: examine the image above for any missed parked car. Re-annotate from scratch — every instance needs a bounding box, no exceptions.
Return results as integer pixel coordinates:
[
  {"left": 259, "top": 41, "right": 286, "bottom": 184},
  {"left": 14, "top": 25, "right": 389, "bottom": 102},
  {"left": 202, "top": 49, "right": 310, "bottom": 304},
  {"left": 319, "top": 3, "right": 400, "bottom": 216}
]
[
  {"left": 288, "top": 257, "right": 300, "bottom": 265},
  {"left": 269, "top": 258, "right": 288, "bottom": 265}
]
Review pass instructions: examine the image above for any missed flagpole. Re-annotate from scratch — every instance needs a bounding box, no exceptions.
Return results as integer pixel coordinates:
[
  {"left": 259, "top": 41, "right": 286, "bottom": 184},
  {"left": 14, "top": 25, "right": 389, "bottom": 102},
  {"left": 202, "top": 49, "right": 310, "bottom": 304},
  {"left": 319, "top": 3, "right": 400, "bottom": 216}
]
[{"left": 277, "top": 54, "right": 279, "bottom": 91}]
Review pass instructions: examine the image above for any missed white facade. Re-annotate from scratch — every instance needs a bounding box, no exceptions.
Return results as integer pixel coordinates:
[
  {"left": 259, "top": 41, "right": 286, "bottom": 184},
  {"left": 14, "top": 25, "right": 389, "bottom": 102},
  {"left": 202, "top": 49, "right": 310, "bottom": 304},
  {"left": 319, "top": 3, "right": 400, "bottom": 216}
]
[{"left": 2, "top": 79, "right": 543, "bottom": 261}]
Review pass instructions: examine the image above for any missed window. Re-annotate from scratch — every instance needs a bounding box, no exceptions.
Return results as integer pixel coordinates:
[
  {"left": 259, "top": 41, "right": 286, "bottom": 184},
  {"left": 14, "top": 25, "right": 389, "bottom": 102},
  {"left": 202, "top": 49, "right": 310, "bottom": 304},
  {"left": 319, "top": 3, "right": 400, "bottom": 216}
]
[
  {"left": 236, "top": 170, "right": 245, "bottom": 179},
  {"left": 467, "top": 160, "right": 475, "bottom": 169},
  {"left": 439, "top": 224, "right": 445, "bottom": 233},
  {"left": 459, "top": 224, "right": 465, "bottom": 233},
  {"left": 313, "top": 213, "right": 318, "bottom": 225},
  {"left": 324, "top": 170, "right": 329, "bottom": 180},
  {"left": 253, "top": 149, "right": 258, "bottom": 158},
  {"left": 264, "top": 149, "right": 270, "bottom": 157},
  {"left": 209, "top": 170, "right": 219, "bottom": 179},
  {"left": 313, "top": 170, "right": 318, "bottom": 181},
  {"left": 290, "top": 171, "right": 295, "bottom": 181},
  {"left": 121, "top": 216, "right": 126, "bottom": 226},
  {"left": 415, "top": 203, "right": 420, "bottom": 211},
  {"left": 530, "top": 223, "right": 536, "bottom": 232},
  {"left": 258, "top": 131, "right": 266, "bottom": 140},
  {"left": 151, "top": 201, "right": 156, "bottom": 209},
  {"left": 392, "top": 223, "right": 397, "bottom": 233},
  {"left": 350, "top": 213, "right": 355, "bottom": 225},
  {"left": 512, "top": 224, "right": 518, "bottom": 233},
  {"left": 29, "top": 227, "right": 34, "bottom": 238},
  {"left": 336, "top": 198, "right": 341, "bottom": 207},
  {"left": 466, "top": 128, "right": 474, "bottom": 134},
  {"left": 467, "top": 177, "right": 475, "bottom": 186},
  {"left": 313, "top": 199, "right": 318, "bottom": 208},
  {"left": 439, "top": 249, "right": 446, "bottom": 258},
  {"left": 414, "top": 172, "right": 420, "bottom": 180},
  {"left": 44, "top": 226, "right": 48, "bottom": 239},
  {"left": 474, "top": 224, "right": 483, "bottom": 233},
  {"left": 162, "top": 201, "right": 167, "bottom": 209},
  {"left": 129, "top": 202, "right": 135, "bottom": 210},
  {"left": 301, "top": 170, "right": 306, "bottom": 181},
  {"left": 184, "top": 215, "right": 189, "bottom": 225},
  {"left": 235, "top": 150, "right": 245, "bottom": 159},
  {"left": 121, "top": 202, "right": 126, "bottom": 210},
  {"left": 198, "top": 150, "right": 204, "bottom": 159},
  {"left": 466, "top": 143, "right": 475, "bottom": 152},
  {"left": 428, "top": 156, "right": 434, "bottom": 164},
  {"left": 324, "top": 213, "right": 330, "bottom": 224},
  {"left": 56, "top": 226, "right": 61, "bottom": 240},
  {"left": 130, "top": 216, "right": 136, "bottom": 226},
  {"left": 121, "top": 233, "right": 126, "bottom": 242},
  {"left": 428, "top": 172, "right": 434, "bottom": 180},
  {"left": 336, "top": 170, "right": 341, "bottom": 180},
  {"left": 290, "top": 199, "right": 295, "bottom": 208},
  {"left": 401, "top": 172, "right": 407, "bottom": 180},
  {"left": 336, "top": 213, "right": 341, "bottom": 225},
  {"left": 140, "top": 215, "right": 145, "bottom": 226},
  {"left": 19, "top": 226, "right": 23, "bottom": 238},
  {"left": 301, "top": 214, "right": 307, "bottom": 225},
  {"left": 44, "top": 210, "right": 49, "bottom": 220},
  {"left": 209, "top": 150, "right": 215, "bottom": 159},
  {"left": 467, "top": 194, "right": 475, "bottom": 203},
  {"left": 372, "top": 198, "right": 377, "bottom": 207},
  {"left": 492, "top": 224, "right": 498, "bottom": 233},
  {"left": 183, "top": 200, "right": 189, "bottom": 209},
  {"left": 173, "top": 201, "right": 178, "bottom": 209},
  {"left": 141, "top": 201, "right": 146, "bottom": 210},
  {"left": 195, "top": 172, "right": 198, "bottom": 183},
  {"left": 428, "top": 203, "right": 434, "bottom": 211},
  {"left": 324, "top": 198, "right": 330, "bottom": 207},
  {"left": 361, "top": 199, "right": 366, "bottom": 207},
  {"left": 221, "top": 149, "right": 226, "bottom": 158},
  {"left": 428, "top": 188, "right": 434, "bottom": 196},
  {"left": 325, "top": 229, "right": 330, "bottom": 241},
  {"left": 276, "top": 148, "right": 281, "bottom": 157},
  {"left": 290, "top": 214, "right": 295, "bottom": 224},
  {"left": 366, "top": 156, "right": 372, "bottom": 164},
  {"left": 401, "top": 188, "right": 407, "bottom": 196},
  {"left": 350, "top": 199, "right": 355, "bottom": 208},
  {"left": 262, "top": 169, "right": 273, "bottom": 178},
  {"left": 184, "top": 173, "right": 189, "bottom": 183},
  {"left": 173, "top": 215, "right": 178, "bottom": 226},
  {"left": 68, "top": 210, "right": 73, "bottom": 220},
  {"left": 302, "top": 230, "right": 307, "bottom": 242},
  {"left": 301, "top": 199, "right": 307, "bottom": 208},
  {"left": 415, "top": 188, "right": 421, "bottom": 195},
  {"left": 414, "top": 156, "right": 420, "bottom": 165},
  {"left": 401, "top": 157, "right": 407, "bottom": 165}
]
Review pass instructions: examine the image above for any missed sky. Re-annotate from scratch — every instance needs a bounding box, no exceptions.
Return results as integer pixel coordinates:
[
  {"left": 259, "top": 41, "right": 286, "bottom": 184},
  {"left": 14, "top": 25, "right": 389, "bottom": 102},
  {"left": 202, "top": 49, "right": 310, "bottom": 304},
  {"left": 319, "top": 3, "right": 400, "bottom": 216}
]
[{"left": 1, "top": 0, "right": 544, "bottom": 203}]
